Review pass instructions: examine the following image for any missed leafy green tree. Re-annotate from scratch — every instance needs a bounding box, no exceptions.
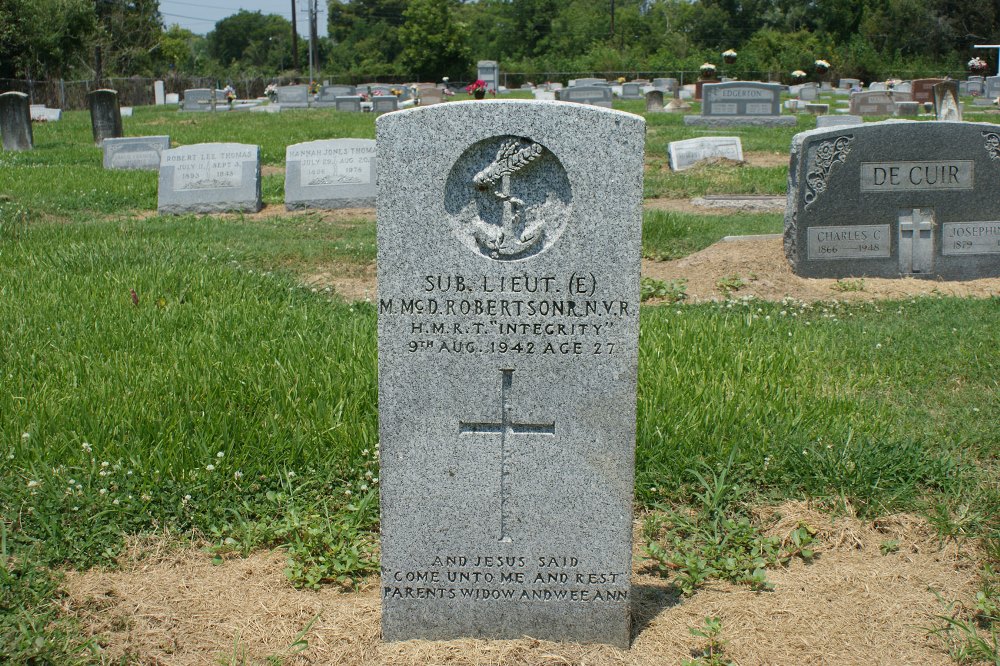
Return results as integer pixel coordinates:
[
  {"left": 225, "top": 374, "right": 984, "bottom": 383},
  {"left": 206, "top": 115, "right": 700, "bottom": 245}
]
[
  {"left": 327, "top": 0, "right": 408, "bottom": 75},
  {"left": 95, "top": 0, "right": 165, "bottom": 76},
  {"left": 398, "top": 0, "right": 471, "bottom": 80},
  {"left": 0, "top": 0, "right": 95, "bottom": 79},
  {"left": 207, "top": 10, "right": 296, "bottom": 70}
]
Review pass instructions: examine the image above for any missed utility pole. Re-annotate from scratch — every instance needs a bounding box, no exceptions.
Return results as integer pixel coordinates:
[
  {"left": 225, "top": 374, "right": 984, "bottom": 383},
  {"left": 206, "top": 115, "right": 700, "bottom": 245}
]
[
  {"left": 291, "top": 0, "right": 299, "bottom": 72},
  {"left": 310, "top": 0, "right": 320, "bottom": 73}
]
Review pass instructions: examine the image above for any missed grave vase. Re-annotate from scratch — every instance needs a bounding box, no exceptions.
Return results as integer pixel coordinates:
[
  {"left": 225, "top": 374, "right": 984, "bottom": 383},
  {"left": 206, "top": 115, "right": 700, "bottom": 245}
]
[{"left": 473, "top": 89, "right": 486, "bottom": 99}]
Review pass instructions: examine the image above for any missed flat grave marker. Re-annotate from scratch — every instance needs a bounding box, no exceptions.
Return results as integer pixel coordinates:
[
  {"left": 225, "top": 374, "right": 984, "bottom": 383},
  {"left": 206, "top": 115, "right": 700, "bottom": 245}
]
[
  {"left": 785, "top": 120, "right": 1000, "bottom": 280},
  {"left": 377, "top": 100, "right": 643, "bottom": 647},
  {"left": 668, "top": 136, "right": 743, "bottom": 170},
  {"left": 103, "top": 135, "right": 170, "bottom": 171},
  {"left": 284, "top": 138, "right": 376, "bottom": 210},
  {"left": 157, "top": 142, "right": 261, "bottom": 214}
]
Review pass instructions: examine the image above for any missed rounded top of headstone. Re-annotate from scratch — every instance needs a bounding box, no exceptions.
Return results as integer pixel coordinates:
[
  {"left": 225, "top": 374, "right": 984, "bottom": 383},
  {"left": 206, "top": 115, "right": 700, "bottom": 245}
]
[{"left": 0, "top": 91, "right": 29, "bottom": 99}]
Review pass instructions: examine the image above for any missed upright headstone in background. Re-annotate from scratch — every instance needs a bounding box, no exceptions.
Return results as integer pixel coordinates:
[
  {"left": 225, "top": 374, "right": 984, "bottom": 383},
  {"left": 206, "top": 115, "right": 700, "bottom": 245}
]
[
  {"left": 157, "top": 143, "right": 261, "bottom": 214},
  {"left": 984, "top": 76, "right": 1000, "bottom": 99},
  {"left": 619, "top": 82, "right": 643, "bottom": 100},
  {"left": 686, "top": 81, "right": 795, "bottom": 126},
  {"left": 182, "top": 88, "right": 213, "bottom": 112},
  {"left": 277, "top": 85, "right": 310, "bottom": 108},
  {"left": 102, "top": 135, "right": 170, "bottom": 171},
  {"left": 284, "top": 138, "right": 376, "bottom": 210},
  {"left": 645, "top": 90, "right": 664, "bottom": 112},
  {"left": 377, "top": 100, "right": 643, "bottom": 647},
  {"left": 317, "top": 85, "right": 356, "bottom": 107},
  {"left": 911, "top": 78, "right": 944, "bottom": 104},
  {"left": 372, "top": 96, "right": 399, "bottom": 113},
  {"left": 477, "top": 60, "right": 500, "bottom": 92},
  {"left": 933, "top": 81, "right": 961, "bottom": 121},
  {"left": 0, "top": 91, "right": 33, "bottom": 152},
  {"left": 154, "top": 80, "right": 165, "bottom": 106},
  {"left": 88, "top": 89, "right": 123, "bottom": 146},
  {"left": 785, "top": 120, "right": 1000, "bottom": 280},
  {"left": 335, "top": 96, "right": 362, "bottom": 112},
  {"left": 557, "top": 85, "right": 613, "bottom": 108},
  {"left": 849, "top": 91, "right": 912, "bottom": 115}
]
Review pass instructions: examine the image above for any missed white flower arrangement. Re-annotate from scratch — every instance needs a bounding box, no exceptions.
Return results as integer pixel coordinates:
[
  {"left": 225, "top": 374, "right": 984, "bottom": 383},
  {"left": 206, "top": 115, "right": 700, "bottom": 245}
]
[
  {"left": 814, "top": 59, "right": 830, "bottom": 69},
  {"left": 700, "top": 62, "right": 717, "bottom": 71},
  {"left": 969, "top": 57, "right": 988, "bottom": 70},
  {"left": 791, "top": 70, "right": 807, "bottom": 77},
  {"left": 722, "top": 49, "right": 737, "bottom": 57}
]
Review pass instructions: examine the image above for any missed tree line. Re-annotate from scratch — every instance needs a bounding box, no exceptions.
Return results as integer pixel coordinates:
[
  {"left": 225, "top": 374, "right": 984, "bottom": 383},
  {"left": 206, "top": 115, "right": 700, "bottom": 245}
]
[{"left": 3, "top": 0, "right": 999, "bottom": 83}]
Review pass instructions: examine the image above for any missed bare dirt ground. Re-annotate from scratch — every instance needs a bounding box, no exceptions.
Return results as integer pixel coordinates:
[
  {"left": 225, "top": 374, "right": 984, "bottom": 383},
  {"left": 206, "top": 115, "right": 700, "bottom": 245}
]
[
  {"left": 62, "top": 502, "right": 978, "bottom": 665},
  {"left": 643, "top": 237, "right": 1000, "bottom": 303}
]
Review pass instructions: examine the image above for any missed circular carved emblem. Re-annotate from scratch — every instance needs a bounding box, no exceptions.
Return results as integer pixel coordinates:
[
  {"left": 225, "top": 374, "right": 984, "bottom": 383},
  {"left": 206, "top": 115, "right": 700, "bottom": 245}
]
[{"left": 444, "top": 135, "right": 572, "bottom": 261}]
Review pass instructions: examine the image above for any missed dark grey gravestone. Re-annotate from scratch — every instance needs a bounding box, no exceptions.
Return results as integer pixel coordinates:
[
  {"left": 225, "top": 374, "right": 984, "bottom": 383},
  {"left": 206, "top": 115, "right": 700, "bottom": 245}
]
[
  {"left": 102, "top": 135, "right": 170, "bottom": 170},
  {"left": 934, "top": 81, "right": 961, "bottom": 121},
  {"left": 88, "top": 89, "right": 123, "bottom": 146},
  {"left": 645, "top": 90, "right": 664, "bottom": 112},
  {"left": 668, "top": 136, "right": 743, "bottom": 170},
  {"left": 335, "top": 96, "right": 362, "bottom": 112},
  {"left": 157, "top": 143, "right": 261, "bottom": 214},
  {"left": 277, "top": 85, "right": 310, "bottom": 108},
  {"left": 284, "top": 138, "right": 376, "bottom": 210},
  {"left": 557, "top": 85, "right": 613, "bottom": 108},
  {"left": 377, "top": 100, "right": 643, "bottom": 647},
  {"left": 0, "top": 91, "right": 33, "bottom": 151},
  {"left": 685, "top": 81, "right": 795, "bottom": 126},
  {"left": 785, "top": 120, "right": 1000, "bottom": 280}
]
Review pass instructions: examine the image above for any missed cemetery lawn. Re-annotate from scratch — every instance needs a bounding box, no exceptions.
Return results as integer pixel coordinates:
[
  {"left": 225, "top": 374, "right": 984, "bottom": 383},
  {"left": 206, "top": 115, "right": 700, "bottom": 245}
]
[{"left": 1, "top": 105, "right": 998, "bottom": 664}]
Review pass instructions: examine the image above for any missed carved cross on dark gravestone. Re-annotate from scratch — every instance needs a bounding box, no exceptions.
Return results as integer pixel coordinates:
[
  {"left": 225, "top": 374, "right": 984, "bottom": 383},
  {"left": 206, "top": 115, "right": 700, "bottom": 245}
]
[{"left": 459, "top": 369, "right": 555, "bottom": 543}]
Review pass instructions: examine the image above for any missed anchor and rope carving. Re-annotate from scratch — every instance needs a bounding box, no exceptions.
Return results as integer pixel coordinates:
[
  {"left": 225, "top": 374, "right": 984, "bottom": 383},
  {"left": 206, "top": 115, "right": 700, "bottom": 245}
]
[{"left": 471, "top": 139, "right": 545, "bottom": 258}]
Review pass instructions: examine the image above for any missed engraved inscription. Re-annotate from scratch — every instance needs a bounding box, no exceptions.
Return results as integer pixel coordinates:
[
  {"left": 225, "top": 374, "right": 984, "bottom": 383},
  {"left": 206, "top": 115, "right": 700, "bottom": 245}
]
[
  {"left": 290, "top": 143, "right": 374, "bottom": 187},
  {"left": 165, "top": 148, "right": 253, "bottom": 191},
  {"left": 860, "top": 161, "right": 973, "bottom": 192},
  {"left": 382, "top": 554, "right": 629, "bottom": 604},
  {"left": 712, "top": 102, "right": 738, "bottom": 114},
  {"left": 378, "top": 272, "right": 628, "bottom": 357},
  {"left": 942, "top": 221, "right": 1000, "bottom": 255},
  {"left": 745, "top": 102, "right": 772, "bottom": 115},
  {"left": 110, "top": 149, "right": 159, "bottom": 169},
  {"left": 807, "top": 224, "right": 890, "bottom": 259}
]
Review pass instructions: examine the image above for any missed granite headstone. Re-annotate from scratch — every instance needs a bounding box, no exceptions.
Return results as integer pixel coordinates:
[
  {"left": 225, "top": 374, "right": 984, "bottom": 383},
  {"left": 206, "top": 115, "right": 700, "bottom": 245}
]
[
  {"left": 0, "top": 91, "right": 33, "bottom": 151},
  {"left": 88, "top": 89, "right": 123, "bottom": 145},
  {"left": 335, "top": 96, "right": 363, "bottom": 112},
  {"left": 284, "top": 138, "right": 376, "bottom": 210},
  {"left": 372, "top": 95, "right": 399, "bottom": 113},
  {"left": 785, "top": 120, "right": 1000, "bottom": 280},
  {"left": 377, "top": 100, "right": 643, "bottom": 647},
  {"left": 557, "top": 86, "right": 613, "bottom": 108},
  {"left": 182, "top": 88, "right": 213, "bottom": 112},
  {"left": 934, "top": 81, "right": 961, "bottom": 121},
  {"left": 157, "top": 143, "right": 261, "bottom": 214},
  {"left": 849, "top": 91, "right": 912, "bottom": 115},
  {"left": 102, "top": 135, "right": 170, "bottom": 170},
  {"left": 686, "top": 81, "right": 795, "bottom": 126},
  {"left": 911, "top": 78, "right": 945, "bottom": 105},
  {"left": 645, "top": 90, "right": 664, "bottom": 112},
  {"left": 277, "top": 85, "right": 310, "bottom": 108}
]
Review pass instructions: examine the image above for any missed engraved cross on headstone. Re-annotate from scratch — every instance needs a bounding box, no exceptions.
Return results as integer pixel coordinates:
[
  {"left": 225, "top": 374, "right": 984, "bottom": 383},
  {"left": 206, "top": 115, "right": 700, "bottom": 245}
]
[{"left": 459, "top": 368, "right": 556, "bottom": 543}]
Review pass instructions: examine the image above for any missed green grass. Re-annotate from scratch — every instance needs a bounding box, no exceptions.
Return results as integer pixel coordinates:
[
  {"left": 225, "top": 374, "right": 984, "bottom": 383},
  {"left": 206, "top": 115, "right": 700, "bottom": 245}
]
[{"left": 1, "top": 96, "right": 999, "bottom": 663}]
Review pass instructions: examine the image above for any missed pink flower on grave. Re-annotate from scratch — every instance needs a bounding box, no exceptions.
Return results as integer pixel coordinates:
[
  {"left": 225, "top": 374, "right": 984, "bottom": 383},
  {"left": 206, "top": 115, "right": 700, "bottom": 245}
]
[{"left": 130, "top": 289, "right": 139, "bottom": 306}]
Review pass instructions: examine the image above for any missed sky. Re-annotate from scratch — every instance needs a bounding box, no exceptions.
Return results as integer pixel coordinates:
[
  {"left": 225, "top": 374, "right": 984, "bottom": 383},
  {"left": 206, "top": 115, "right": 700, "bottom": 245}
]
[{"left": 159, "top": 0, "right": 329, "bottom": 37}]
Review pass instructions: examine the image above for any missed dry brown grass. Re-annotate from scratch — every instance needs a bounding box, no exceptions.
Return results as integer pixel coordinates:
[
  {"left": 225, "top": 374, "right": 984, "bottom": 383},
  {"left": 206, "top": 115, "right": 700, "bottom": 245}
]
[{"left": 61, "top": 501, "right": 979, "bottom": 665}]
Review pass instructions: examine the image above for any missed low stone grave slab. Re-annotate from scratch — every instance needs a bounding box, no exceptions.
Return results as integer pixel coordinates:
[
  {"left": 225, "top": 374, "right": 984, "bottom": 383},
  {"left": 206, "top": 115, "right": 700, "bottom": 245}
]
[
  {"left": 785, "top": 120, "right": 1000, "bottom": 280},
  {"left": 694, "top": 195, "right": 785, "bottom": 212},
  {"left": 284, "top": 138, "right": 376, "bottom": 210},
  {"left": 377, "top": 100, "right": 643, "bottom": 647},
  {"left": 157, "top": 142, "right": 261, "bottom": 214},
  {"left": 668, "top": 136, "right": 743, "bottom": 170},
  {"left": 103, "top": 135, "right": 170, "bottom": 171},
  {"left": 816, "top": 115, "right": 862, "bottom": 128}
]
